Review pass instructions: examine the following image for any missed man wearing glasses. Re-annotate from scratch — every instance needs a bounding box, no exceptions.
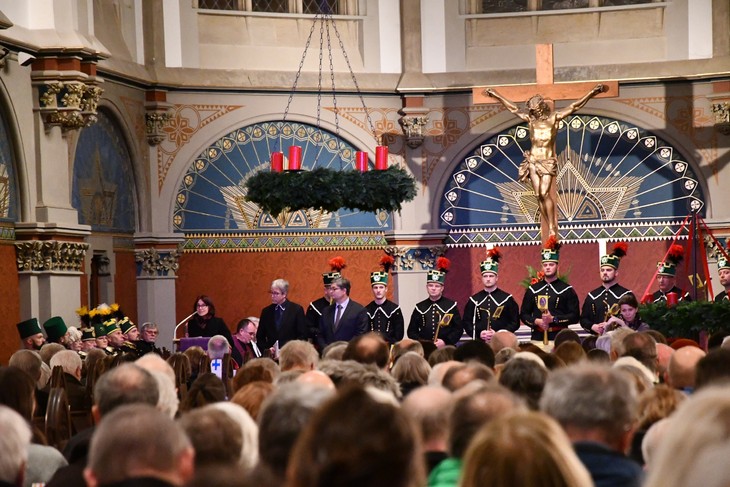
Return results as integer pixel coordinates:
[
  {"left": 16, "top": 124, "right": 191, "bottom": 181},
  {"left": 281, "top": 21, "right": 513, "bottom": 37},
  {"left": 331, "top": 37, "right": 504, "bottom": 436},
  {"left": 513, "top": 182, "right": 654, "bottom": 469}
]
[
  {"left": 318, "top": 278, "right": 368, "bottom": 348},
  {"left": 257, "top": 278, "right": 309, "bottom": 358}
]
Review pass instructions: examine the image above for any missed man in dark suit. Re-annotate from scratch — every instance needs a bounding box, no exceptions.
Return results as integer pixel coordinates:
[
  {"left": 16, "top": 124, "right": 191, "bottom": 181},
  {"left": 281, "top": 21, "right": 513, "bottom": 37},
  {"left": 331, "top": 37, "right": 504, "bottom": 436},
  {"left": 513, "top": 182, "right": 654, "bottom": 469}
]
[
  {"left": 231, "top": 318, "right": 264, "bottom": 366},
  {"left": 257, "top": 278, "right": 309, "bottom": 357},
  {"left": 318, "top": 277, "right": 369, "bottom": 348}
]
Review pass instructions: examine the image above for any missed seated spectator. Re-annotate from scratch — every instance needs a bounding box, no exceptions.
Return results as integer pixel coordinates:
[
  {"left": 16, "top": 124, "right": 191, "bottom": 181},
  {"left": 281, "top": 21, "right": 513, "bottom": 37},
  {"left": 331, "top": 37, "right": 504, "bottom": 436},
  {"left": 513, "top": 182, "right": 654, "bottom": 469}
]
[
  {"left": 249, "top": 382, "right": 333, "bottom": 486},
  {"left": 586, "top": 348, "right": 610, "bottom": 363},
  {"left": 207, "top": 334, "right": 231, "bottom": 361},
  {"left": 49, "top": 350, "right": 88, "bottom": 411},
  {"left": 286, "top": 385, "right": 425, "bottom": 487},
  {"left": 317, "top": 359, "right": 401, "bottom": 399},
  {"left": 0, "top": 405, "right": 32, "bottom": 487},
  {"left": 553, "top": 329, "right": 581, "bottom": 348},
  {"left": 342, "top": 333, "right": 390, "bottom": 369},
  {"left": 540, "top": 364, "right": 642, "bottom": 487},
  {"left": 183, "top": 346, "right": 207, "bottom": 383},
  {"left": 391, "top": 352, "right": 431, "bottom": 397},
  {"left": 442, "top": 362, "right": 494, "bottom": 392},
  {"left": 179, "top": 373, "right": 225, "bottom": 412},
  {"left": 401, "top": 386, "right": 452, "bottom": 473},
  {"left": 490, "top": 330, "right": 519, "bottom": 354},
  {"left": 552, "top": 341, "right": 586, "bottom": 366},
  {"left": 84, "top": 404, "right": 193, "bottom": 487},
  {"left": 694, "top": 348, "right": 730, "bottom": 390},
  {"left": 428, "top": 382, "right": 525, "bottom": 487},
  {"left": 136, "top": 354, "right": 179, "bottom": 419},
  {"left": 179, "top": 406, "right": 244, "bottom": 468},
  {"left": 644, "top": 386, "right": 730, "bottom": 487},
  {"left": 427, "top": 361, "right": 460, "bottom": 387},
  {"left": 279, "top": 340, "right": 319, "bottom": 372},
  {"left": 629, "top": 385, "right": 685, "bottom": 465},
  {"left": 452, "top": 340, "right": 495, "bottom": 368},
  {"left": 427, "top": 346, "right": 456, "bottom": 367},
  {"left": 498, "top": 356, "right": 547, "bottom": 410},
  {"left": 296, "top": 370, "right": 335, "bottom": 390},
  {"left": 0, "top": 367, "right": 67, "bottom": 486},
  {"left": 460, "top": 411, "right": 593, "bottom": 487},
  {"left": 622, "top": 332, "right": 658, "bottom": 380},
  {"left": 665, "top": 345, "right": 705, "bottom": 392},
  {"left": 321, "top": 341, "right": 348, "bottom": 361},
  {"left": 230, "top": 381, "right": 275, "bottom": 420}
]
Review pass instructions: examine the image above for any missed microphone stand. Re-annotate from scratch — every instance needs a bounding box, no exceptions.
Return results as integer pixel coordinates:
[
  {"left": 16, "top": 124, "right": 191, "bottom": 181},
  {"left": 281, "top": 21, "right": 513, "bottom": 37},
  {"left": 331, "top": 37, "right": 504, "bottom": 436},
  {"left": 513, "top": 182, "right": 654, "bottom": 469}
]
[{"left": 174, "top": 312, "right": 197, "bottom": 340}]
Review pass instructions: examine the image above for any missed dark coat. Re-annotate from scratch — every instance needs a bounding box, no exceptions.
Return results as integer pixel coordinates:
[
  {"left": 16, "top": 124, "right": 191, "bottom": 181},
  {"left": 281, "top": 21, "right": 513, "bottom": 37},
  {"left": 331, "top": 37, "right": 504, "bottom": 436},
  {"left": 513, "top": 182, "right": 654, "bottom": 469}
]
[
  {"left": 257, "top": 300, "right": 309, "bottom": 350},
  {"left": 317, "top": 299, "right": 368, "bottom": 347}
]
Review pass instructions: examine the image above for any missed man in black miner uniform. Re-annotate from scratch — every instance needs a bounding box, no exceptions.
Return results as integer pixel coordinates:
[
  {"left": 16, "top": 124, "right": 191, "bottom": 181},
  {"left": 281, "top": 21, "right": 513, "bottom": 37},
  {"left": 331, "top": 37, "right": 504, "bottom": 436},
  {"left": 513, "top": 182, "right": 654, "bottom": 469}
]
[
  {"left": 307, "top": 257, "right": 346, "bottom": 343},
  {"left": 714, "top": 251, "right": 730, "bottom": 302},
  {"left": 652, "top": 244, "right": 692, "bottom": 303},
  {"left": 463, "top": 248, "right": 519, "bottom": 342},
  {"left": 520, "top": 237, "right": 580, "bottom": 342},
  {"left": 580, "top": 242, "right": 634, "bottom": 335},
  {"left": 365, "top": 255, "right": 404, "bottom": 344},
  {"left": 407, "top": 257, "right": 463, "bottom": 347},
  {"left": 257, "top": 278, "right": 309, "bottom": 357}
]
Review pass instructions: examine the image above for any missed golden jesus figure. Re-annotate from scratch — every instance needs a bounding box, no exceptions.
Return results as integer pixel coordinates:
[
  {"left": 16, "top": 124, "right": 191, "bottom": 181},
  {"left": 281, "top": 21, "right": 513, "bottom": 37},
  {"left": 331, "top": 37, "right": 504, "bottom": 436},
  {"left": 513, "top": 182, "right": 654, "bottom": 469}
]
[{"left": 485, "top": 83, "right": 606, "bottom": 240}]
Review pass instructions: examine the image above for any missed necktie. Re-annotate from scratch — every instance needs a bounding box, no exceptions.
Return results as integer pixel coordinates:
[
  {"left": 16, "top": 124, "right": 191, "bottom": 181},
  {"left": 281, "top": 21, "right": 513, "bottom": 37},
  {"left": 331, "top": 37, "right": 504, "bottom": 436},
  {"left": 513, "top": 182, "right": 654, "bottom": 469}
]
[
  {"left": 275, "top": 305, "right": 284, "bottom": 329},
  {"left": 334, "top": 304, "right": 343, "bottom": 330}
]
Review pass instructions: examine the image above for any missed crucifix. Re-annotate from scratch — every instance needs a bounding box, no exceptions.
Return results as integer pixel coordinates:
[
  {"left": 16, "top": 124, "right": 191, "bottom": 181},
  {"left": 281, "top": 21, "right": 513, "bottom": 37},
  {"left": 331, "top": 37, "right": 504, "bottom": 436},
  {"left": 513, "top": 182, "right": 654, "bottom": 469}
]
[{"left": 473, "top": 44, "right": 618, "bottom": 245}]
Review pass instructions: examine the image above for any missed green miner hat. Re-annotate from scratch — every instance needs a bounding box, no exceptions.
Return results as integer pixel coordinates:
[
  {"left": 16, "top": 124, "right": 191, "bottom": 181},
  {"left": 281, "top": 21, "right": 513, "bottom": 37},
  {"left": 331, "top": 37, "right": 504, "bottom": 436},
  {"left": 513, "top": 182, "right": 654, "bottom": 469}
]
[
  {"left": 718, "top": 255, "right": 730, "bottom": 272},
  {"left": 103, "top": 318, "right": 122, "bottom": 336},
  {"left": 656, "top": 261, "right": 677, "bottom": 277},
  {"left": 600, "top": 254, "right": 620, "bottom": 269},
  {"left": 94, "top": 323, "right": 106, "bottom": 339},
  {"left": 427, "top": 269, "right": 446, "bottom": 285},
  {"left": 322, "top": 272, "right": 341, "bottom": 285},
  {"left": 480, "top": 259, "right": 499, "bottom": 275},
  {"left": 43, "top": 316, "right": 68, "bottom": 342},
  {"left": 81, "top": 327, "right": 96, "bottom": 341},
  {"left": 370, "top": 271, "right": 389, "bottom": 286},
  {"left": 118, "top": 317, "right": 135, "bottom": 334},
  {"left": 17, "top": 318, "right": 43, "bottom": 340},
  {"left": 541, "top": 248, "right": 559, "bottom": 263}
]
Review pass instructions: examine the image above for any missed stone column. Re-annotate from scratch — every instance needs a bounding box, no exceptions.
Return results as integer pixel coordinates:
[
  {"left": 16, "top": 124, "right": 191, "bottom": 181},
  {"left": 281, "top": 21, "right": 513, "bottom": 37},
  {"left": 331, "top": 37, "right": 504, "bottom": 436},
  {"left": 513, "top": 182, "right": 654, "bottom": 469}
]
[
  {"left": 385, "top": 230, "right": 448, "bottom": 340},
  {"left": 134, "top": 234, "right": 185, "bottom": 351}
]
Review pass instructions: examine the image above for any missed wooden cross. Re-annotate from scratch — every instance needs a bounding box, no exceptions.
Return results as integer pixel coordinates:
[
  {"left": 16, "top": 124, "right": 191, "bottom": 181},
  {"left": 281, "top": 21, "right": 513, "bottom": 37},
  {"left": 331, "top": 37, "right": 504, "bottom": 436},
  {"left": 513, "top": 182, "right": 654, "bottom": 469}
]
[
  {"left": 473, "top": 44, "right": 618, "bottom": 244},
  {"left": 473, "top": 44, "right": 618, "bottom": 104}
]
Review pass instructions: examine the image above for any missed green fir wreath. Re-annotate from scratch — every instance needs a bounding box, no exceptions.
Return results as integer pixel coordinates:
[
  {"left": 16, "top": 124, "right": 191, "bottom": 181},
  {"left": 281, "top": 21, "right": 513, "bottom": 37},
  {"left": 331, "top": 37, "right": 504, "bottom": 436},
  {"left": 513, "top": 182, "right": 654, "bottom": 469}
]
[{"left": 244, "top": 166, "right": 418, "bottom": 217}]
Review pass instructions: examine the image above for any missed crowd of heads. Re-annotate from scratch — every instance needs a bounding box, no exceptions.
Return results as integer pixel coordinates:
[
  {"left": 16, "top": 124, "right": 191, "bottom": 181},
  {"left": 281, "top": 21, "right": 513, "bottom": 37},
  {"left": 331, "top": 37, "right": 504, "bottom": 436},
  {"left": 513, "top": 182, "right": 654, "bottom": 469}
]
[{"left": 2, "top": 316, "right": 730, "bottom": 487}]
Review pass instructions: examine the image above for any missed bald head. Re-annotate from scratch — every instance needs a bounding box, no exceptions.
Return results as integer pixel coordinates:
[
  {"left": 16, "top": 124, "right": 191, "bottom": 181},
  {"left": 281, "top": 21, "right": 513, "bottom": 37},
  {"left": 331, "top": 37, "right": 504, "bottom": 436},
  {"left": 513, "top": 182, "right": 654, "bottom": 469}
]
[
  {"left": 296, "top": 370, "right": 335, "bottom": 390},
  {"left": 490, "top": 331, "right": 519, "bottom": 354},
  {"left": 401, "top": 386, "right": 453, "bottom": 450},
  {"left": 656, "top": 343, "right": 674, "bottom": 377},
  {"left": 666, "top": 346, "right": 706, "bottom": 390}
]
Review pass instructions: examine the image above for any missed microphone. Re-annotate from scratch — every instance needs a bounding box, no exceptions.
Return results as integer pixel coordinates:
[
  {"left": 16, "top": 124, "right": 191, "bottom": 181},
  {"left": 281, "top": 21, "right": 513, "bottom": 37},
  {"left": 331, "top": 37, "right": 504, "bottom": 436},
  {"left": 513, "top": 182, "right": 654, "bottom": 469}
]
[{"left": 174, "top": 311, "right": 197, "bottom": 339}]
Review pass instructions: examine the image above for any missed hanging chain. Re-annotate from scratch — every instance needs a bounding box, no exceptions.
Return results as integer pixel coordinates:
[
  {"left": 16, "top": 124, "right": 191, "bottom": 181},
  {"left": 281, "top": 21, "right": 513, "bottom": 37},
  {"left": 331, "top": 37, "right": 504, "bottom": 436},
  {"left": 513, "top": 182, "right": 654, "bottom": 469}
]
[
  {"left": 279, "top": 8, "right": 379, "bottom": 155},
  {"left": 329, "top": 16, "right": 378, "bottom": 144},
  {"left": 279, "top": 13, "right": 320, "bottom": 152}
]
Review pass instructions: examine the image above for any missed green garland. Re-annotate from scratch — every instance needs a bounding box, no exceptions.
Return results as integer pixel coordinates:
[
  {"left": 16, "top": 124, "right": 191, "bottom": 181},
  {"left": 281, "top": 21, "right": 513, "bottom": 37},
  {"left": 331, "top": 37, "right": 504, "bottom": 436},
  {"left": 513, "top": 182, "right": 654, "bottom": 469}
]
[
  {"left": 639, "top": 301, "right": 730, "bottom": 339},
  {"left": 244, "top": 166, "right": 417, "bottom": 217}
]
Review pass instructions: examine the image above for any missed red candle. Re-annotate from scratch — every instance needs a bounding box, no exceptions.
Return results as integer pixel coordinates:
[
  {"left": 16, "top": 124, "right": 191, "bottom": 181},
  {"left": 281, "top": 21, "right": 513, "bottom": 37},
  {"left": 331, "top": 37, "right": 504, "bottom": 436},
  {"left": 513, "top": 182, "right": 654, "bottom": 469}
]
[
  {"left": 270, "top": 152, "right": 283, "bottom": 172},
  {"left": 666, "top": 292, "right": 678, "bottom": 307},
  {"left": 375, "top": 146, "right": 388, "bottom": 170},
  {"left": 288, "top": 146, "right": 302, "bottom": 170},
  {"left": 355, "top": 151, "right": 368, "bottom": 172},
  {"left": 641, "top": 293, "right": 653, "bottom": 305}
]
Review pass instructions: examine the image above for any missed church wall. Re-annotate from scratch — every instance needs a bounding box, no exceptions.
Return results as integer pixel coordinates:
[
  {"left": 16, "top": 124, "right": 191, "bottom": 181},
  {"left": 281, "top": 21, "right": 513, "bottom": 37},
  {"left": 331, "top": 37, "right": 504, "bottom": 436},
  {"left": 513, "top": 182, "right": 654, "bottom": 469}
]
[
  {"left": 113, "top": 248, "right": 139, "bottom": 324},
  {"left": 0, "top": 242, "right": 21, "bottom": 364}
]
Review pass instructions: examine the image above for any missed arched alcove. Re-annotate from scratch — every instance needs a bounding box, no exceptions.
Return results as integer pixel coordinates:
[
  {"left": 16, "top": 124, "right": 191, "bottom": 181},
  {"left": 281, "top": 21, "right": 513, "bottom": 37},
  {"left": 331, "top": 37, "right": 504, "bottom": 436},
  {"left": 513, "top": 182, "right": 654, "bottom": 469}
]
[{"left": 439, "top": 114, "right": 706, "bottom": 245}]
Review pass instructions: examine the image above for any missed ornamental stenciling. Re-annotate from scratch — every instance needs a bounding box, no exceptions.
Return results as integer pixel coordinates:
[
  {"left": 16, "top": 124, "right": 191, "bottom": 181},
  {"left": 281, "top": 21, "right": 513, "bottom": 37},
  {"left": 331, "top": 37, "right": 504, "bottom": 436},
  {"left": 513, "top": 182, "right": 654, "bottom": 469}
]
[{"left": 15, "top": 241, "right": 89, "bottom": 272}]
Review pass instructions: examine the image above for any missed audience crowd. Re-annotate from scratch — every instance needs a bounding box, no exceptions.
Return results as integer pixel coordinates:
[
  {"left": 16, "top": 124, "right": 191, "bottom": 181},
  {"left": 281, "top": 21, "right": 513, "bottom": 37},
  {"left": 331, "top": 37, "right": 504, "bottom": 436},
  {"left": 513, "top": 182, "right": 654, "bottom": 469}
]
[{"left": 2, "top": 323, "right": 730, "bottom": 487}]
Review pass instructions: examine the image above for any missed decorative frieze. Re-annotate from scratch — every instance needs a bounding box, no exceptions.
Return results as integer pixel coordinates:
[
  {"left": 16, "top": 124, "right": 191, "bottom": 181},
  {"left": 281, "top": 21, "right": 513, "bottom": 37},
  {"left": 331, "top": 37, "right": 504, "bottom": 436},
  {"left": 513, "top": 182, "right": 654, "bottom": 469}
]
[
  {"left": 384, "top": 245, "right": 446, "bottom": 272},
  {"left": 15, "top": 240, "right": 89, "bottom": 272},
  {"left": 135, "top": 247, "right": 181, "bottom": 277}
]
